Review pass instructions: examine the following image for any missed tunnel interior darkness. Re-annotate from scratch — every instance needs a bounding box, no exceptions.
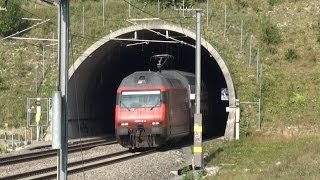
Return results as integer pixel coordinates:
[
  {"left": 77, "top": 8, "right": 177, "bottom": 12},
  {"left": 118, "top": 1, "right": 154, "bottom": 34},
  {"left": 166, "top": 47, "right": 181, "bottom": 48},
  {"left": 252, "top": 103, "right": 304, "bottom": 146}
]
[{"left": 68, "top": 28, "right": 229, "bottom": 139}]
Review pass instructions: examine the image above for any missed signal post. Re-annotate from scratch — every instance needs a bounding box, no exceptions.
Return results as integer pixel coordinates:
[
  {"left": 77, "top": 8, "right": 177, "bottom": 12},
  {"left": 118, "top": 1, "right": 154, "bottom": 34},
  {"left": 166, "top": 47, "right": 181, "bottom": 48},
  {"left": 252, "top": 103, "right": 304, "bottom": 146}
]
[
  {"left": 193, "top": 9, "right": 203, "bottom": 169},
  {"left": 35, "top": 98, "right": 41, "bottom": 141}
]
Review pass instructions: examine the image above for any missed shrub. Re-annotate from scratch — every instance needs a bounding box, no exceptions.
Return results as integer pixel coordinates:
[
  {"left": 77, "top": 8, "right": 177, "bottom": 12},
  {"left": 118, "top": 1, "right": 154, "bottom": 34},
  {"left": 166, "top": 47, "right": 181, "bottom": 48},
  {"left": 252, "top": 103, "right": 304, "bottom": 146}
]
[
  {"left": 0, "top": 145, "right": 8, "bottom": 154},
  {"left": 236, "top": 0, "right": 249, "bottom": 8},
  {"left": 136, "top": 0, "right": 201, "bottom": 7},
  {"left": 290, "top": 93, "right": 305, "bottom": 106},
  {"left": 0, "top": 76, "right": 8, "bottom": 91},
  {"left": 261, "top": 18, "right": 281, "bottom": 45},
  {"left": 240, "top": 117, "right": 251, "bottom": 137},
  {"left": 0, "top": 0, "right": 29, "bottom": 37},
  {"left": 268, "top": 0, "right": 278, "bottom": 6},
  {"left": 285, "top": 48, "right": 298, "bottom": 62},
  {"left": 180, "top": 165, "right": 207, "bottom": 180},
  {"left": 317, "top": 16, "right": 320, "bottom": 43},
  {"left": 184, "top": 0, "right": 195, "bottom": 7}
]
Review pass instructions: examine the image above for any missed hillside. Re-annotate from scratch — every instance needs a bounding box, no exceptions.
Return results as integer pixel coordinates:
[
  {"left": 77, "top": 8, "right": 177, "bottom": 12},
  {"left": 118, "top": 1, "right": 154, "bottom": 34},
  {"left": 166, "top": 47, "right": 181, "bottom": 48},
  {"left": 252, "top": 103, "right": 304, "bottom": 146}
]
[{"left": 0, "top": 0, "right": 319, "bottom": 136}]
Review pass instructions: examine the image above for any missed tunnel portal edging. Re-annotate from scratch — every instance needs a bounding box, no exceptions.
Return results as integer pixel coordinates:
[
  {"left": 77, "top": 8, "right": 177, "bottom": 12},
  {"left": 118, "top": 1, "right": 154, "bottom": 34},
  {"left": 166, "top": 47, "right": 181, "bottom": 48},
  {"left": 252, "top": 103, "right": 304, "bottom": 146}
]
[{"left": 70, "top": 23, "right": 238, "bottom": 140}]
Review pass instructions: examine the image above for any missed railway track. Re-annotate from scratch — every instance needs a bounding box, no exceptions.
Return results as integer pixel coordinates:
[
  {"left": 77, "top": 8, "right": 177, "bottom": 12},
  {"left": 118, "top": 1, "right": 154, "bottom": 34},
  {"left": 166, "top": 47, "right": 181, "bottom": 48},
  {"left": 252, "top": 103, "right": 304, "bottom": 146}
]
[
  {"left": 1, "top": 149, "right": 156, "bottom": 180},
  {"left": 0, "top": 138, "right": 117, "bottom": 166}
]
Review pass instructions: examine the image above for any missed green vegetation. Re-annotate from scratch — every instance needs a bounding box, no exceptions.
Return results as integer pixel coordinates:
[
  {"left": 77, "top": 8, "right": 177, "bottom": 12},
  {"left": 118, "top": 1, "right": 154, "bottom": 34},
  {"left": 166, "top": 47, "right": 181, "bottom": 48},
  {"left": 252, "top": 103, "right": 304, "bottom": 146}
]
[
  {"left": 0, "top": 0, "right": 318, "bottom": 131},
  {"left": 235, "top": 0, "right": 249, "bottom": 8},
  {"left": 268, "top": 0, "right": 278, "bottom": 6},
  {"left": 180, "top": 165, "right": 207, "bottom": 180},
  {"left": 261, "top": 17, "right": 281, "bottom": 45},
  {"left": 0, "top": 0, "right": 319, "bottom": 177},
  {"left": 0, "top": 145, "right": 7, "bottom": 154},
  {"left": 204, "top": 135, "right": 320, "bottom": 179},
  {"left": 0, "top": 76, "right": 8, "bottom": 91},
  {"left": 136, "top": 0, "right": 205, "bottom": 7},
  {"left": 0, "top": 0, "right": 29, "bottom": 37},
  {"left": 290, "top": 93, "right": 305, "bottom": 106}
]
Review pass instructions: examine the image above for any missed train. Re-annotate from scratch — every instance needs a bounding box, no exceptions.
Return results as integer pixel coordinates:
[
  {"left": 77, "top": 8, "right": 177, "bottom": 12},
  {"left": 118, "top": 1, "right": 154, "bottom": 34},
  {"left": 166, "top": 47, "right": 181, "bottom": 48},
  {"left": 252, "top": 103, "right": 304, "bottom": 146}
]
[{"left": 115, "top": 70, "right": 208, "bottom": 149}]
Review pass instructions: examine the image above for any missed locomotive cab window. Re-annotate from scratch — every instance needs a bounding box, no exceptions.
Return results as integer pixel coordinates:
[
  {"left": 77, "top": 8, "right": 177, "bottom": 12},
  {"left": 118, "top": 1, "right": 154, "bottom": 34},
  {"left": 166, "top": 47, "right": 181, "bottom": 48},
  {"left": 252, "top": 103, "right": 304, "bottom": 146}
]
[{"left": 120, "top": 90, "right": 161, "bottom": 109}]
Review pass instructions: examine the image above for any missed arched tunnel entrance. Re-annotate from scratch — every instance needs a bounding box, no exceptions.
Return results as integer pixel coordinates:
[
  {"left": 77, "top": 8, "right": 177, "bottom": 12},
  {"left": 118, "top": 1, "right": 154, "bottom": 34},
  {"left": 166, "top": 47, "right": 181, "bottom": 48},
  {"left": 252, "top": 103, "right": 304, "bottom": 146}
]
[{"left": 67, "top": 24, "right": 237, "bottom": 140}]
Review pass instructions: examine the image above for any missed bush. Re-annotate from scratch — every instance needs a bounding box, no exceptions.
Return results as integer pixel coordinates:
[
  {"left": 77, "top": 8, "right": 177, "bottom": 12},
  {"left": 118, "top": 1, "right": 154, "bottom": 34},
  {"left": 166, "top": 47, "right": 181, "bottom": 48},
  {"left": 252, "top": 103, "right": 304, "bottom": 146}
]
[
  {"left": 285, "top": 48, "right": 298, "bottom": 62},
  {"left": 290, "top": 93, "right": 305, "bottom": 106},
  {"left": 0, "top": 76, "right": 8, "bottom": 91},
  {"left": 0, "top": 145, "right": 8, "bottom": 154},
  {"left": 0, "top": 0, "right": 29, "bottom": 37},
  {"left": 261, "top": 18, "right": 281, "bottom": 45},
  {"left": 180, "top": 165, "right": 207, "bottom": 180},
  {"left": 236, "top": 0, "right": 249, "bottom": 8},
  {"left": 136, "top": 0, "right": 202, "bottom": 8},
  {"left": 268, "top": 0, "right": 278, "bottom": 6}
]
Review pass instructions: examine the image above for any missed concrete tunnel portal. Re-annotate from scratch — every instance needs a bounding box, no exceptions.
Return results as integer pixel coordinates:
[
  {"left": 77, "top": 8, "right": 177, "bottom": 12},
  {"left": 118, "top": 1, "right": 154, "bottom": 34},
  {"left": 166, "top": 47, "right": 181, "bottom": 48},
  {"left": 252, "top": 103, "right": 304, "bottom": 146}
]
[{"left": 67, "top": 23, "right": 237, "bottom": 140}]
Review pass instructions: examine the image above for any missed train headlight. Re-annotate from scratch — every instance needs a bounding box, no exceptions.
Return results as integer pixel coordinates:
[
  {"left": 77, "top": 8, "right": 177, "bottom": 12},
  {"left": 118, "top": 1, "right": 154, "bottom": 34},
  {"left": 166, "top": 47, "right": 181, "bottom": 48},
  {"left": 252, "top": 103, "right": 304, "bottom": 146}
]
[
  {"left": 120, "top": 122, "right": 129, "bottom": 126},
  {"left": 152, "top": 122, "right": 160, "bottom": 125}
]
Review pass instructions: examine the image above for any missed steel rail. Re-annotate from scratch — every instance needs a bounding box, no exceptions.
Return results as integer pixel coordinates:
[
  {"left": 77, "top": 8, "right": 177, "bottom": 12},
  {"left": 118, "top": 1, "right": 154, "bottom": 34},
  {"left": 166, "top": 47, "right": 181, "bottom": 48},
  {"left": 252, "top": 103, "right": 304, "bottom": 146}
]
[
  {"left": 1, "top": 149, "right": 156, "bottom": 180},
  {"left": 28, "top": 137, "right": 111, "bottom": 150},
  {"left": 0, "top": 139, "right": 117, "bottom": 166}
]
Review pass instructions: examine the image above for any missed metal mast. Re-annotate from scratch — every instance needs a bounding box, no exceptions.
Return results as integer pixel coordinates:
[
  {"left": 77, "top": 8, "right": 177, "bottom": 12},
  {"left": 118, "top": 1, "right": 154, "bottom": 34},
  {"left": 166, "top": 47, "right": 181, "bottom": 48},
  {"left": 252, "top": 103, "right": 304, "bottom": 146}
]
[{"left": 193, "top": 9, "right": 203, "bottom": 169}]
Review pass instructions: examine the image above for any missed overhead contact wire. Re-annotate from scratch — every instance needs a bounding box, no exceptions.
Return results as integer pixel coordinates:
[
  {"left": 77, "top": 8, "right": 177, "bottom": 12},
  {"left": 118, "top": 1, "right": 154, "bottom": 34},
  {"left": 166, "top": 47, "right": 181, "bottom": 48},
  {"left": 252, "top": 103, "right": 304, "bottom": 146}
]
[{"left": 70, "top": 31, "right": 86, "bottom": 179}]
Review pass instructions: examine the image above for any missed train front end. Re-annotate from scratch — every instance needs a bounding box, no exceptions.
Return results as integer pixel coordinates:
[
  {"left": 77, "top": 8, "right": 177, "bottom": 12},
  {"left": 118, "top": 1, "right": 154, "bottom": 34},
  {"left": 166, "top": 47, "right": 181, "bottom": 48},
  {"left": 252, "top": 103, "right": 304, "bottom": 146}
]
[{"left": 115, "top": 73, "right": 168, "bottom": 149}]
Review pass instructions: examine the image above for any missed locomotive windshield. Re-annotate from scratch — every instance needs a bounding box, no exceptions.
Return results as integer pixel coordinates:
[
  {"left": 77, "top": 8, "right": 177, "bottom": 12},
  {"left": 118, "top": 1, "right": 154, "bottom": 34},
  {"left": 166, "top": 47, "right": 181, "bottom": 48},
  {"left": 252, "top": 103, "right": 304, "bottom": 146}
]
[{"left": 120, "top": 90, "right": 161, "bottom": 109}]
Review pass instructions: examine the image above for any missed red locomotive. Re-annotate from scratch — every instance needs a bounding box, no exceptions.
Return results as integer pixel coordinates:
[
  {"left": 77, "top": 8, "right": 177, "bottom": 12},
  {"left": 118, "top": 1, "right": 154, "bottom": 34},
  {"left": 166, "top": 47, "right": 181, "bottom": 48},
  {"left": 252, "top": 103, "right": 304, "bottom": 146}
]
[{"left": 115, "top": 55, "right": 208, "bottom": 149}]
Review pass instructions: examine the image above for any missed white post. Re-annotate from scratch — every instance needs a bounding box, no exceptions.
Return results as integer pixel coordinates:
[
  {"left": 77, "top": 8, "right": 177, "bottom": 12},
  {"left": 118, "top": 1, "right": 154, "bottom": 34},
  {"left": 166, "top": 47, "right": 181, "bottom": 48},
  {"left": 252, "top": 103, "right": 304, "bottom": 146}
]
[
  {"left": 158, "top": 0, "right": 160, "bottom": 17},
  {"left": 4, "top": 132, "right": 7, "bottom": 150},
  {"left": 31, "top": 127, "right": 33, "bottom": 143},
  {"left": 128, "top": 0, "right": 131, "bottom": 18},
  {"left": 11, "top": 130, "right": 14, "bottom": 149},
  {"left": 249, "top": 35, "right": 252, "bottom": 67},
  {"left": 25, "top": 127, "right": 27, "bottom": 143},
  {"left": 259, "top": 64, "right": 263, "bottom": 129},
  {"left": 224, "top": 3, "right": 226, "bottom": 38},
  {"left": 82, "top": 5, "right": 85, "bottom": 37},
  {"left": 35, "top": 65, "right": 38, "bottom": 95},
  {"left": 235, "top": 99, "right": 240, "bottom": 140},
  {"left": 182, "top": 0, "right": 185, "bottom": 17},
  {"left": 103, "top": 0, "right": 105, "bottom": 26},
  {"left": 206, "top": 0, "right": 209, "bottom": 26},
  {"left": 240, "top": 19, "right": 243, "bottom": 52},
  {"left": 37, "top": 123, "right": 40, "bottom": 141},
  {"left": 53, "top": 33, "right": 55, "bottom": 61},
  {"left": 256, "top": 48, "right": 259, "bottom": 82}
]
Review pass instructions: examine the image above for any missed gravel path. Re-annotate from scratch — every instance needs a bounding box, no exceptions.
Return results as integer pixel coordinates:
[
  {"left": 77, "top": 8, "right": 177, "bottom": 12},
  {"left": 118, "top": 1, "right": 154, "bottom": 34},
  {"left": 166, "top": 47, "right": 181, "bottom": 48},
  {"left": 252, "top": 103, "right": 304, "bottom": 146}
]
[{"left": 0, "top": 141, "right": 188, "bottom": 180}]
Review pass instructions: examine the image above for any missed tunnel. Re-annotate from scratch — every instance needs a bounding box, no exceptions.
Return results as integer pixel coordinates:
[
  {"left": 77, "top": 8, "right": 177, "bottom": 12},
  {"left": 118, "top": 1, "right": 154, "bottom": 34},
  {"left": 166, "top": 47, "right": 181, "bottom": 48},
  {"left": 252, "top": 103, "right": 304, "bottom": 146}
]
[{"left": 67, "top": 23, "right": 237, "bottom": 140}]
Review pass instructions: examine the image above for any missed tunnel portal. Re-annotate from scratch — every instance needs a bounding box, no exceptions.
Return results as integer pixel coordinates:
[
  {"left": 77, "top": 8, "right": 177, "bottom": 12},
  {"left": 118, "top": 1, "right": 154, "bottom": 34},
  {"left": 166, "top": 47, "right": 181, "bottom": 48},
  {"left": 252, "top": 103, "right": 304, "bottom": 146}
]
[{"left": 67, "top": 23, "right": 237, "bottom": 140}]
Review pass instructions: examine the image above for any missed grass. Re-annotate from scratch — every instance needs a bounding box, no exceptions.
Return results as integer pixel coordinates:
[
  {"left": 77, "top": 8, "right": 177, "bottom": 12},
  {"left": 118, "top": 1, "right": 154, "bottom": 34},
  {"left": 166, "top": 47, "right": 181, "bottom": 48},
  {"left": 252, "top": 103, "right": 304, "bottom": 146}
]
[
  {"left": 0, "top": 143, "right": 8, "bottom": 154},
  {"left": 0, "top": 1, "right": 319, "bottom": 177},
  {"left": 204, "top": 134, "right": 320, "bottom": 179},
  {"left": 0, "top": 0, "right": 319, "bottom": 134}
]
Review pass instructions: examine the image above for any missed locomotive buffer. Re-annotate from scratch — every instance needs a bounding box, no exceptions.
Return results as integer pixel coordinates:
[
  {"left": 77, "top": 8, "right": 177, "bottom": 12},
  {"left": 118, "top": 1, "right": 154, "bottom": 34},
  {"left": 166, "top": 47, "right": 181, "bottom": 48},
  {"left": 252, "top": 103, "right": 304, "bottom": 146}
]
[
  {"left": 150, "top": 54, "right": 174, "bottom": 72},
  {"left": 193, "top": 9, "right": 204, "bottom": 170}
]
